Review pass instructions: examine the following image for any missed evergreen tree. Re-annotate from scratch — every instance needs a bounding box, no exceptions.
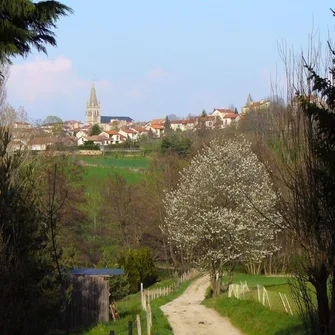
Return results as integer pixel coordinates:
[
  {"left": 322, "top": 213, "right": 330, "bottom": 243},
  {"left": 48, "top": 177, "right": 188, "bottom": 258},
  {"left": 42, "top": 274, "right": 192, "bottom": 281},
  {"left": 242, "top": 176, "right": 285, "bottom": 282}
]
[
  {"left": 89, "top": 123, "right": 102, "bottom": 136},
  {"left": 234, "top": 107, "right": 238, "bottom": 114},
  {"left": 0, "top": 0, "right": 73, "bottom": 77},
  {"left": 163, "top": 116, "right": 172, "bottom": 134},
  {"left": 201, "top": 109, "right": 207, "bottom": 117}
]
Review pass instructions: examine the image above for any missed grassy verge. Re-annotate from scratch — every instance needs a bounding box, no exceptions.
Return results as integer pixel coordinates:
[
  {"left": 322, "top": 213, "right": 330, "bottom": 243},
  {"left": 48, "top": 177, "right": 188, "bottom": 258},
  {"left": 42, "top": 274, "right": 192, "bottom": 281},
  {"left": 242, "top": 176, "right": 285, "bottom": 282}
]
[{"left": 203, "top": 294, "right": 304, "bottom": 335}]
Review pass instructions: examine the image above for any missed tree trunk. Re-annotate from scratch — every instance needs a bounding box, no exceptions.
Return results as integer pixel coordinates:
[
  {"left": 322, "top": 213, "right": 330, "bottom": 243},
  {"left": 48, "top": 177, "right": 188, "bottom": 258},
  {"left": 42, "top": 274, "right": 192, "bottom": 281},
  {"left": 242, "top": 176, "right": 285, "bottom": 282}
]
[
  {"left": 329, "top": 264, "right": 335, "bottom": 335},
  {"left": 314, "top": 278, "right": 330, "bottom": 335}
]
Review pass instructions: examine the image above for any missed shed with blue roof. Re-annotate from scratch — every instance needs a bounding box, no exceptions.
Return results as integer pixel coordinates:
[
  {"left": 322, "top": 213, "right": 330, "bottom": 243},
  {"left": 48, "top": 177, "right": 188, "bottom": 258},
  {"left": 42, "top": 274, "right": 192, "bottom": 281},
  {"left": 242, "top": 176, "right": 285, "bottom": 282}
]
[{"left": 63, "top": 268, "right": 124, "bottom": 330}]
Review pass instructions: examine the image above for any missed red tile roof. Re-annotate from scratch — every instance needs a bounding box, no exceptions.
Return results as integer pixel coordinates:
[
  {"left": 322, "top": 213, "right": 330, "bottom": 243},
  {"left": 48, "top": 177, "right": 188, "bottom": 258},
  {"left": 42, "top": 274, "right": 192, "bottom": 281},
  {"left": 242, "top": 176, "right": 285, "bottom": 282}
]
[
  {"left": 105, "top": 130, "right": 119, "bottom": 135},
  {"left": 223, "top": 113, "right": 238, "bottom": 119},
  {"left": 151, "top": 124, "right": 164, "bottom": 130},
  {"left": 214, "top": 109, "right": 234, "bottom": 114}
]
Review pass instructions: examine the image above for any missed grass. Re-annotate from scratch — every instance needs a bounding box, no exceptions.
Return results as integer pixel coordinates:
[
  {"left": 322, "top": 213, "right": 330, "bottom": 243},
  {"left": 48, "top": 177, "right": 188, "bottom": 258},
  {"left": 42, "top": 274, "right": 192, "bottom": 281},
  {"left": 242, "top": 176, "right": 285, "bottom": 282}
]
[
  {"left": 84, "top": 166, "right": 143, "bottom": 184},
  {"left": 71, "top": 155, "right": 150, "bottom": 188},
  {"left": 201, "top": 272, "right": 306, "bottom": 335},
  {"left": 203, "top": 294, "right": 304, "bottom": 335}
]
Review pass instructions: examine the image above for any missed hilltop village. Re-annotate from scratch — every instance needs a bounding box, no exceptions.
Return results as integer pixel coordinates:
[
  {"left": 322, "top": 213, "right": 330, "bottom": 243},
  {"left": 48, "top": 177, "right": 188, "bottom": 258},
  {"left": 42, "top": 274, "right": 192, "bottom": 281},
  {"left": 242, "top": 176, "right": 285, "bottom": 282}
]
[{"left": 9, "top": 84, "right": 271, "bottom": 151}]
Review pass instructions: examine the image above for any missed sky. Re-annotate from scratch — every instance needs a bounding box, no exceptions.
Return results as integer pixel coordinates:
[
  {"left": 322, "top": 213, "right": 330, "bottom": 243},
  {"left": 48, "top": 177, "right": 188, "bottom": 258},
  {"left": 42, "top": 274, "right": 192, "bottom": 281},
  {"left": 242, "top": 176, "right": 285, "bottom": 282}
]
[{"left": 6, "top": 0, "right": 335, "bottom": 123}]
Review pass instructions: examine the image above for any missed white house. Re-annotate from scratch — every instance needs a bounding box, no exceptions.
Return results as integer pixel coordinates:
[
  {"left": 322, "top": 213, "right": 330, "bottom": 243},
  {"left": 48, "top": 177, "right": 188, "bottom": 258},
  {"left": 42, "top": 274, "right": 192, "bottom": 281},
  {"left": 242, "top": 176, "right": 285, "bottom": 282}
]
[
  {"left": 75, "top": 130, "right": 90, "bottom": 138},
  {"left": 211, "top": 108, "right": 234, "bottom": 119},
  {"left": 241, "top": 99, "right": 271, "bottom": 114},
  {"left": 13, "top": 122, "right": 32, "bottom": 129},
  {"left": 100, "top": 130, "right": 121, "bottom": 144},
  {"left": 118, "top": 128, "right": 138, "bottom": 141},
  {"left": 171, "top": 118, "right": 196, "bottom": 131},
  {"left": 150, "top": 124, "right": 164, "bottom": 137}
]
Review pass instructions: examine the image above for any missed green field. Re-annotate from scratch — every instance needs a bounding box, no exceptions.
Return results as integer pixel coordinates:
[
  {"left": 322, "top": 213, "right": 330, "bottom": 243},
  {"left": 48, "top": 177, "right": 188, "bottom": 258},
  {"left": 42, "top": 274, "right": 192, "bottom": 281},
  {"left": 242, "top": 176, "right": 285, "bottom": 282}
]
[
  {"left": 71, "top": 156, "right": 150, "bottom": 186},
  {"left": 84, "top": 166, "right": 143, "bottom": 184}
]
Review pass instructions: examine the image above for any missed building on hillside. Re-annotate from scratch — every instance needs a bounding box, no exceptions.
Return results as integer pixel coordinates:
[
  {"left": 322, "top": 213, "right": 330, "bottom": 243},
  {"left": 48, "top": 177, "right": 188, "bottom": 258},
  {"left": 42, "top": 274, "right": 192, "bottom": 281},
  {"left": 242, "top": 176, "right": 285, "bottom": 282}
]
[
  {"left": 241, "top": 97, "right": 271, "bottom": 114},
  {"left": 196, "top": 115, "right": 216, "bottom": 130},
  {"left": 170, "top": 118, "right": 196, "bottom": 131},
  {"left": 150, "top": 124, "right": 164, "bottom": 137},
  {"left": 211, "top": 108, "right": 235, "bottom": 119},
  {"left": 64, "top": 120, "right": 84, "bottom": 130},
  {"left": 118, "top": 128, "right": 138, "bottom": 141},
  {"left": 13, "top": 122, "right": 32, "bottom": 129},
  {"left": 99, "top": 130, "right": 121, "bottom": 144},
  {"left": 85, "top": 83, "right": 134, "bottom": 127},
  {"left": 27, "top": 137, "right": 76, "bottom": 151}
]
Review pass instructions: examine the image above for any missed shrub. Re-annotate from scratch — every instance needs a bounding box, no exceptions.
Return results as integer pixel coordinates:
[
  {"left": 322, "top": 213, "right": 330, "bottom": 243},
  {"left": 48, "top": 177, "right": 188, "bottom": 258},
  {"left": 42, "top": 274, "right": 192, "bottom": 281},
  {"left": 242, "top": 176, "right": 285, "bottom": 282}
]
[{"left": 118, "top": 248, "right": 158, "bottom": 293}]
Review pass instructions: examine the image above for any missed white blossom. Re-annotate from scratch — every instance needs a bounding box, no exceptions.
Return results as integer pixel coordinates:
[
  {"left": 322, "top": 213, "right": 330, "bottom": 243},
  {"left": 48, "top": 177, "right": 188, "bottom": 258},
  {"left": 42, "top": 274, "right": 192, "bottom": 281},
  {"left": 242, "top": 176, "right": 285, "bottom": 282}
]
[{"left": 162, "top": 136, "right": 281, "bottom": 274}]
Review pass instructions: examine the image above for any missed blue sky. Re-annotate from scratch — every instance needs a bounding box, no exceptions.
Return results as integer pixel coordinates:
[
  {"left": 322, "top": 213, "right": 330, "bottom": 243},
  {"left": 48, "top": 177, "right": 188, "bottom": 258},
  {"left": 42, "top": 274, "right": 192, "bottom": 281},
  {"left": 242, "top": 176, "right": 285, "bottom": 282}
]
[{"left": 6, "top": 0, "right": 335, "bottom": 122}]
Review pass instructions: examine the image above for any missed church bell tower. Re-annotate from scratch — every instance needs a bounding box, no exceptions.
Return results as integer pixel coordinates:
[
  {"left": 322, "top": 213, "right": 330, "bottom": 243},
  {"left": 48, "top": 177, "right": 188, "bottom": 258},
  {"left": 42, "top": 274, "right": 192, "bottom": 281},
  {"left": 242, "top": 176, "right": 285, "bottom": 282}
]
[{"left": 85, "top": 83, "right": 101, "bottom": 125}]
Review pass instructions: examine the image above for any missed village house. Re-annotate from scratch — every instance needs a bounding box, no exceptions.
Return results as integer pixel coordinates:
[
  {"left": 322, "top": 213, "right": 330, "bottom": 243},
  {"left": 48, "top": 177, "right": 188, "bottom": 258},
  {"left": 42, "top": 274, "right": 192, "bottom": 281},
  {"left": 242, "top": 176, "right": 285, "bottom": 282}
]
[
  {"left": 13, "top": 122, "right": 32, "bottom": 129},
  {"left": 131, "top": 126, "right": 148, "bottom": 138},
  {"left": 150, "top": 124, "right": 164, "bottom": 138},
  {"left": 118, "top": 128, "right": 138, "bottom": 141},
  {"left": 64, "top": 120, "right": 84, "bottom": 130},
  {"left": 196, "top": 115, "right": 216, "bottom": 130},
  {"left": 77, "top": 135, "right": 110, "bottom": 146},
  {"left": 170, "top": 118, "right": 196, "bottom": 131},
  {"left": 241, "top": 99, "right": 271, "bottom": 114},
  {"left": 27, "top": 137, "right": 76, "bottom": 151},
  {"left": 99, "top": 130, "right": 121, "bottom": 144}
]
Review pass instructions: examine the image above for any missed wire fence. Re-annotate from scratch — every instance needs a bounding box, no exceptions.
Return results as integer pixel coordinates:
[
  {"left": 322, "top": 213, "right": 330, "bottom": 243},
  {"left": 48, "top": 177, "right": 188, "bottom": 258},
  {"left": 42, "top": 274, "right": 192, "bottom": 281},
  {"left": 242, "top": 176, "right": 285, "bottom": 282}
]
[{"left": 228, "top": 281, "right": 299, "bottom": 315}]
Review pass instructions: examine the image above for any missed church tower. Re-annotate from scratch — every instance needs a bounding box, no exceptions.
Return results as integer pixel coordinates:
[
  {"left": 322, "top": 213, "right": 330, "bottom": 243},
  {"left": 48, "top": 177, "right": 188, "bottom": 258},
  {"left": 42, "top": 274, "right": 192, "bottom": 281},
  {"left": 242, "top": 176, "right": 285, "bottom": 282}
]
[{"left": 85, "top": 83, "right": 101, "bottom": 125}]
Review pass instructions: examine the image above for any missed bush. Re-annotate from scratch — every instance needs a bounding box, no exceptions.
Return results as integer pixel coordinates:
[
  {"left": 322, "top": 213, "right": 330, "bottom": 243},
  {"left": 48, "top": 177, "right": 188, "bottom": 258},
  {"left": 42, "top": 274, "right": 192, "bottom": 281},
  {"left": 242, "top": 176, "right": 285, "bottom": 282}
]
[
  {"left": 160, "top": 133, "right": 192, "bottom": 158},
  {"left": 118, "top": 248, "right": 158, "bottom": 293}
]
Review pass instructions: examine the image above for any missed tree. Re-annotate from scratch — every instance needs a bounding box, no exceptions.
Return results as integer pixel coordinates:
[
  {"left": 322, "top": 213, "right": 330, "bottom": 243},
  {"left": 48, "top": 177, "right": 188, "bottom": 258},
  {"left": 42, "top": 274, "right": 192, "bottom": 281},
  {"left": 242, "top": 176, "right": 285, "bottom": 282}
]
[
  {"left": 163, "top": 136, "right": 280, "bottom": 296},
  {"left": 160, "top": 133, "right": 192, "bottom": 158},
  {"left": 163, "top": 116, "right": 172, "bottom": 135},
  {"left": 234, "top": 107, "right": 238, "bottom": 114},
  {"left": 201, "top": 109, "right": 207, "bottom": 117},
  {"left": 89, "top": 123, "right": 102, "bottom": 136},
  {"left": 44, "top": 115, "right": 62, "bottom": 125},
  {"left": 0, "top": 0, "right": 73, "bottom": 78},
  {"left": 0, "top": 128, "right": 63, "bottom": 334},
  {"left": 118, "top": 248, "right": 158, "bottom": 293}
]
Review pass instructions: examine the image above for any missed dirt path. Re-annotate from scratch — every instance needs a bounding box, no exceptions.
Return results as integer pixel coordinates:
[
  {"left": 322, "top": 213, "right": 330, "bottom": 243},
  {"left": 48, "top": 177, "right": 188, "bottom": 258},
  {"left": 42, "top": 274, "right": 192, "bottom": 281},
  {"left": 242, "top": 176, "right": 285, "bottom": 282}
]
[{"left": 160, "top": 275, "right": 243, "bottom": 335}]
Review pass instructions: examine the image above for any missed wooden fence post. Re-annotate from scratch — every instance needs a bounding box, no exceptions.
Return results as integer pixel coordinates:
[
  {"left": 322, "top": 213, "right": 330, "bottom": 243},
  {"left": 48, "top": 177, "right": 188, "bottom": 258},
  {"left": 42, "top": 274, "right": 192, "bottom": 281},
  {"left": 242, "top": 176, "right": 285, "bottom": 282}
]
[
  {"left": 128, "top": 320, "right": 133, "bottom": 335},
  {"left": 146, "top": 303, "right": 152, "bottom": 335},
  {"left": 109, "top": 331, "right": 115, "bottom": 335},
  {"left": 136, "top": 314, "right": 142, "bottom": 335}
]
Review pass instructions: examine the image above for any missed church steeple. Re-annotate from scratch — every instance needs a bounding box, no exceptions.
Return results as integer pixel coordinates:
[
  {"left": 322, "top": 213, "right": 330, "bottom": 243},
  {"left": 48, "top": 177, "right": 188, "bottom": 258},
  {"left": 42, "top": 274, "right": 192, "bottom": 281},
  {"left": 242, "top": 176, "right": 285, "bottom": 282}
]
[
  {"left": 89, "top": 83, "right": 99, "bottom": 106},
  {"left": 85, "top": 82, "right": 101, "bottom": 125}
]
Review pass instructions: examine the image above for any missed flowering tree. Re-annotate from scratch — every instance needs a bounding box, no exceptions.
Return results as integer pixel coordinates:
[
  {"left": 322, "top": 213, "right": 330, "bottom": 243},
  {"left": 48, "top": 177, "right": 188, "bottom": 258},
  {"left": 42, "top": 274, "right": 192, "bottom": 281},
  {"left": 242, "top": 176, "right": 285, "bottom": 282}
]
[{"left": 162, "top": 136, "right": 281, "bottom": 296}]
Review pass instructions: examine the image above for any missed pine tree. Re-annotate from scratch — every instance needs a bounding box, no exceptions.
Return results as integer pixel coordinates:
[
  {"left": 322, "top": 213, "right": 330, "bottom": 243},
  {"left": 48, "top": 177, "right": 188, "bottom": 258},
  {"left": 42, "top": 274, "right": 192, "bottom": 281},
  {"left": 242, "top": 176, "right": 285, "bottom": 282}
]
[{"left": 163, "top": 116, "right": 172, "bottom": 134}]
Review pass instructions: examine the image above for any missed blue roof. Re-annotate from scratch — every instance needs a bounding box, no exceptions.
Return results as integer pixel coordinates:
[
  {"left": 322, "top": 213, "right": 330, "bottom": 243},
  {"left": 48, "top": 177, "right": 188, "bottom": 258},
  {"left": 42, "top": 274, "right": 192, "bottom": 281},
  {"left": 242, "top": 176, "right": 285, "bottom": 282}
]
[
  {"left": 70, "top": 268, "right": 124, "bottom": 276},
  {"left": 101, "top": 116, "right": 133, "bottom": 123}
]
